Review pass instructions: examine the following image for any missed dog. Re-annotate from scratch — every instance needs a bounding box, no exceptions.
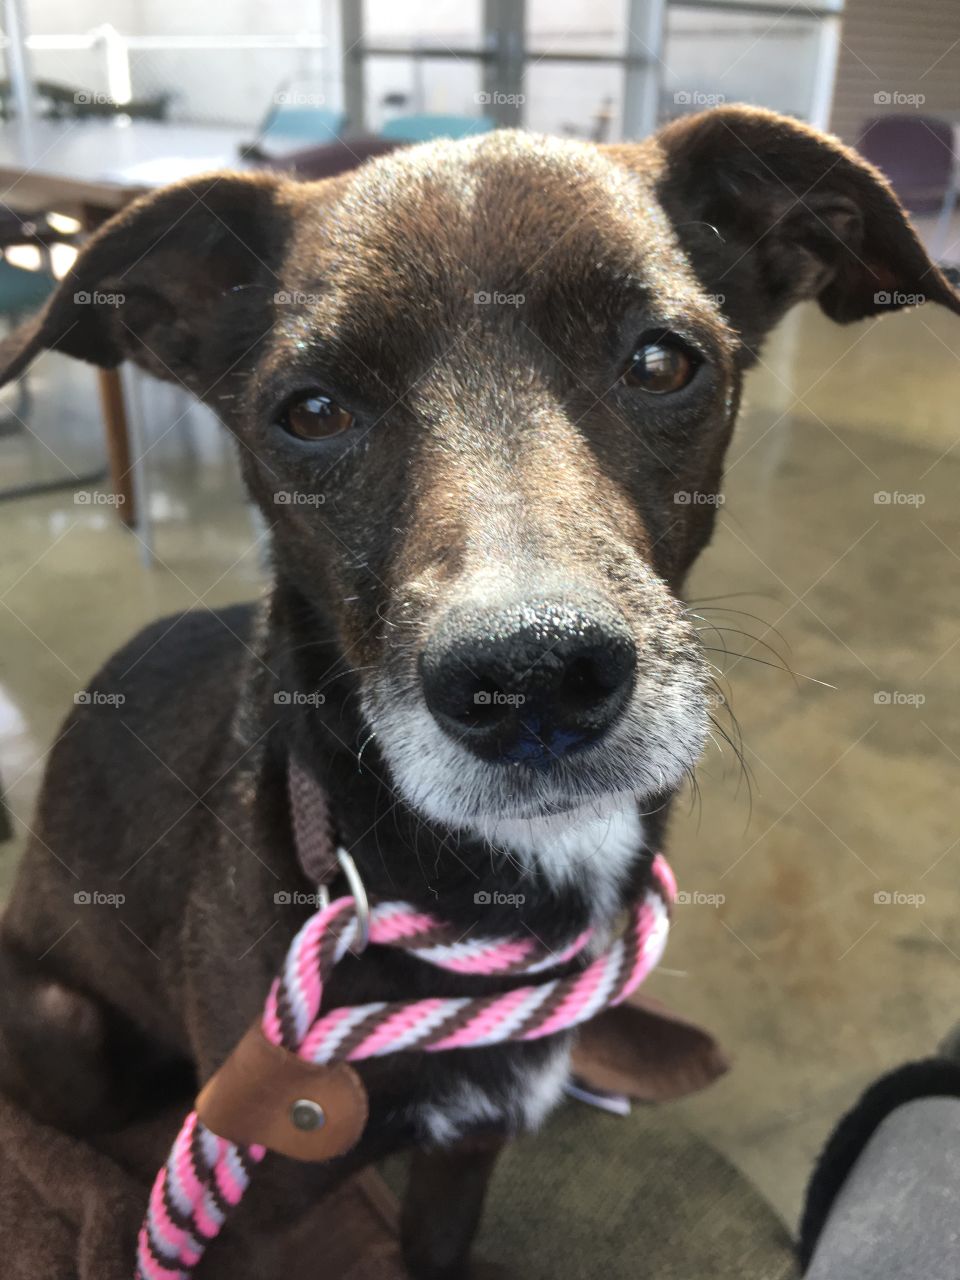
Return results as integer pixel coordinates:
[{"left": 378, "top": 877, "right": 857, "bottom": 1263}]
[{"left": 0, "top": 105, "right": 957, "bottom": 1278}]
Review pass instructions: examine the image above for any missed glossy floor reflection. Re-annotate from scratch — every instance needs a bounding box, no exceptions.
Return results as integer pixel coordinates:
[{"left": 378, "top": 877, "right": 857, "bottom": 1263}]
[{"left": 1, "top": 296, "right": 959, "bottom": 1230}]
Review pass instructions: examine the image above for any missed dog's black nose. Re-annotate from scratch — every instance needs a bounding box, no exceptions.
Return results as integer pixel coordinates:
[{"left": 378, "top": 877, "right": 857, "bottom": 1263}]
[{"left": 419, "top": 598, "right": 636, "bottom": 764}]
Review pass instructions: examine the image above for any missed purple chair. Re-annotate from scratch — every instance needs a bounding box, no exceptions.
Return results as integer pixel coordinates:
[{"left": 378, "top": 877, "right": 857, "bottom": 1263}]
[
  {"left": 249, "top": 136, "right": 402, "bottom": 181},
  {"left": 858, "top": 115, "right": 958, "bottom": 259}
]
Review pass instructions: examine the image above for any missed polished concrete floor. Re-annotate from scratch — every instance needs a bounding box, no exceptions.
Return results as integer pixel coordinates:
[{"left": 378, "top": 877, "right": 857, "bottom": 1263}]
[{"left": 1, "top": 292, "right": 959, "bottom": 1231}]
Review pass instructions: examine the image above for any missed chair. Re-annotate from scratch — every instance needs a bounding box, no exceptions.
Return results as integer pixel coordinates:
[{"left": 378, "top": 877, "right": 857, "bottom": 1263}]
[
  {"left": 259, "top": 136, "right": 401, "bottom": 181},
  {"left": 858, "top": 115, "right": 958, "bottom": 260},
  {"left": 0, "top": 212, "right": 105, "bottom": 502},
  {"left": 379, "top": 114, "right": 495, "bottom": 143},
  {"left": 259, "top": 103, "right": 347, "bottom": 150},
  {"left": 0, "top": 257, "right": 53, "bottom": 427}
]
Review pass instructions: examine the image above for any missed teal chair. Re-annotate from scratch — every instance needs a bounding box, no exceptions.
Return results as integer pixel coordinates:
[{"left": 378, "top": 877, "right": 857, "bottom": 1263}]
[
  {"left": 260, "top": 104, "right": 346, "bottom": 149},
  {"left": 380, "top": 114, "right": 495, "bottom": 143},
  {"left": 0, "top": 226, "right": 105, "bottom": 502},
  {"left": 0, "top": 256, "right": 56, "bottom": 431}
]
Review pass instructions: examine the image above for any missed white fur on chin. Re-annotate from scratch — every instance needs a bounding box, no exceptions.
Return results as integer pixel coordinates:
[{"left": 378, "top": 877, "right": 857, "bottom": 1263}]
[{"left": 470, "top": 798, "right": 644, "bottom": 923}]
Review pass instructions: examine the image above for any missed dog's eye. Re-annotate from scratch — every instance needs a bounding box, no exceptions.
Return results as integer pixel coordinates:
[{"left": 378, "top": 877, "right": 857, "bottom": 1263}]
[
  {"left": 280, "top": 393, "right": 355, "bottom": 441},
  {"left": 622, "top": 336, "right": 698, "bottom": 394}
]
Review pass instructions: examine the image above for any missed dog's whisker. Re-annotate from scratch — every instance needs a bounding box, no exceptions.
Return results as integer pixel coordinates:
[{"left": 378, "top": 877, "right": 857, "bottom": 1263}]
[
  {"left": 706, "top": 710, "right": 755, "bottom": 814},
  {"left": 700, "top": 646, "right": 835, "bottom": 690},
  {"left": 684, "top": 603, "right": 793, "bottom": 652},
  {"left": 693, "top": 621, "right": 792, "bottom": 671}
]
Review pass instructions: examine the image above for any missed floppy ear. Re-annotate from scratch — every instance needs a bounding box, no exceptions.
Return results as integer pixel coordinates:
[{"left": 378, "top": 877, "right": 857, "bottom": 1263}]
[
  {"left": 611, "top": 105, "right": 960, "bottom": 356},
  {"left": 0, "top": 171, "right": 296, "bottom": 396}
]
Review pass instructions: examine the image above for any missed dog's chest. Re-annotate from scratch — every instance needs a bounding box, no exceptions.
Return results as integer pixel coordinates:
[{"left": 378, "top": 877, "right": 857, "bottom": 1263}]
[{"left": 411, "top": 1041, "right": 572, "bottom": 1146}]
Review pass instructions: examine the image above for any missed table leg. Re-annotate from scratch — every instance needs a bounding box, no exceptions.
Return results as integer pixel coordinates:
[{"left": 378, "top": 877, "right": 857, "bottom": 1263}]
[{"left": 96, "top": 366, "right": 135, "bottom": 527}]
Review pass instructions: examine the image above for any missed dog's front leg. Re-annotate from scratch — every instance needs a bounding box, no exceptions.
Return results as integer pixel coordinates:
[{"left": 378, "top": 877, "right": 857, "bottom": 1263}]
[{"left": 400, "top": 1134, "right": 506, "bottom": 1280}]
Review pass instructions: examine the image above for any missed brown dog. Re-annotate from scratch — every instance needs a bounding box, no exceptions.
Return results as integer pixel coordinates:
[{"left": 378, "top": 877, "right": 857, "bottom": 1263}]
[{"left": 1, "top": 106, "right": 957, "bottom": 1278}]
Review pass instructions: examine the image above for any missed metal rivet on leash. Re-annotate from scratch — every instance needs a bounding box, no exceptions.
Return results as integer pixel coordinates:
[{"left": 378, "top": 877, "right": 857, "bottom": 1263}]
[{"left": 290, "top": 1099, "right": 326, "bottom": 1131}]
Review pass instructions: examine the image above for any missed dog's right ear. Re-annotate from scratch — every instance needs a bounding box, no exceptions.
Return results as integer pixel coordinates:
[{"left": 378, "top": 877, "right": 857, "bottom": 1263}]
[{"left": 0, "top": 171, "right": 296, "bottom": 396}]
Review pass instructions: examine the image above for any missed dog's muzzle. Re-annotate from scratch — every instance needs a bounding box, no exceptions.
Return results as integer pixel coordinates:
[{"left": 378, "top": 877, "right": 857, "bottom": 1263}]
[{"left": 419, "top": 596, "right": 636, "bottom": 764}]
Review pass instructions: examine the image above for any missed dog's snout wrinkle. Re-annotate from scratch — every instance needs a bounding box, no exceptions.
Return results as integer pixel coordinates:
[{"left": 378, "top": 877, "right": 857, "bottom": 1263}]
[{"left": 419, "top": 596, "right": 636, "bottom": 764}]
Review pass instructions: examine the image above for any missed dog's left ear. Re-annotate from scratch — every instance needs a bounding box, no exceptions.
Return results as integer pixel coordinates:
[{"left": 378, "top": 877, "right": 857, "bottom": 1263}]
[{"left": 609, "top": 105, "right": 960, "bottom": 355}]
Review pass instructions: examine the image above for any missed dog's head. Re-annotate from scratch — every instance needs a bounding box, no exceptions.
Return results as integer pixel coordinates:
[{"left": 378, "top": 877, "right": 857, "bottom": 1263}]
[{"left": 5, "top": 107, "right": 957, "bottom": 850}]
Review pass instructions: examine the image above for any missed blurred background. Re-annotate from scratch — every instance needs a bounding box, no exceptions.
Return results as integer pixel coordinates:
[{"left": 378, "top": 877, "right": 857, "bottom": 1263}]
[{"left": 0, "top": 0, "right": 958, "bottom": 1254}]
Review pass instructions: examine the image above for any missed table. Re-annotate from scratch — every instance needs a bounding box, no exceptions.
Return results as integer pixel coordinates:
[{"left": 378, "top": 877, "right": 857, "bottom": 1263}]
[{"left": 0, "top": 119, "right": 255, "bottom": 528}]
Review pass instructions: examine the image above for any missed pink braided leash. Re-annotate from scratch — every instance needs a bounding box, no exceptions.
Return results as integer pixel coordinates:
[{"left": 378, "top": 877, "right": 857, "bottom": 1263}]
[{"left": 136, "top": 856, "right": 676, "bottom": 1279}]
